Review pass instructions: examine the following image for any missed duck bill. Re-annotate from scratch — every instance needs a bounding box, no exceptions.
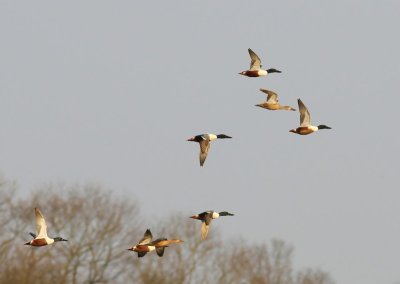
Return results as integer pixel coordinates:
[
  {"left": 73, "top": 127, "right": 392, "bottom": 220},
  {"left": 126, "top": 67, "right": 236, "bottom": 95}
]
[
  {"left": 187, "top": 137, "right": 195, "bottom": 141},
  {"left": 189, "top": 215, "right": 199, "bottom": 219}
]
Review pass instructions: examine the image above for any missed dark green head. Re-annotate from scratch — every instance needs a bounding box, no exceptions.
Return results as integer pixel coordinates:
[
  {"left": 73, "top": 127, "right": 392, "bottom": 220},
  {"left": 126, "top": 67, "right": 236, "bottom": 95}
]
[
  {"left": 267, "top": 68, "right": 282, "bottom": 74},
  {"left": 317, "top": 125, "right": 331, "bottom": 130},
  {"left": 219, "top": 211, "right": 234, "bottom": 216},
  {"left": 54, "top": 237, "right": 68, "bottom": 242},
  {"left": 216, "top": 134, "right": 232, "bottom": 139}
]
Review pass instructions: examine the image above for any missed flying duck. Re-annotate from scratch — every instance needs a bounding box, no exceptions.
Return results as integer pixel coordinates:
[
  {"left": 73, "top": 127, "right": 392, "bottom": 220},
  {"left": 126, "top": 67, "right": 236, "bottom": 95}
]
[
  {"left": 187, "top": 133, "right": 232, "bottom": 166},
  {"left": 127, "top": 229, "right": 183, "bottom": 258},
  {"left": 239, "top": 48, "right": 281, "bottom": 77},
  {"left": 290, "top": 99, "right": 331, "bottom": 135},
  {"left": 255, "top": 88, "right": 296, "bottom": 111},
  {"left": 190, "top": 211, "right": 234, "bottom": 240},
  {"left": 25, "top": 208, "right": 68, "bottom": 246}
]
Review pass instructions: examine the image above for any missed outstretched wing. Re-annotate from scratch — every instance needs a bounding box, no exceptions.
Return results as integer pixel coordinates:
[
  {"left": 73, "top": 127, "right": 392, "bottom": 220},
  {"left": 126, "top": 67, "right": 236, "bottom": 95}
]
[
  {"left": 156, "top": 247, "right": 165, "bottom": 257},
  {"left": 199, "top": 140, "right": 210, "bottom": 167},
  {"left": 298, "top": 99, "right": 311, "bottom": 126},
  {"left": 35, "top": 208, "right": 48, "bottom": 238},
  {"left": 260, "top": 89, "right": 278, "bottom": 104},
  {"left": 137, "top": 252, "right": 147, "bottom": 258},
  {"left": 201, "top": 221, "right": 211, "bottom": 240},
  {"left": 248, "top": 48, "right": 262, "bottom": 71},
  {"left": 138, "top": 229, "right": 152, "bottom": 245}
]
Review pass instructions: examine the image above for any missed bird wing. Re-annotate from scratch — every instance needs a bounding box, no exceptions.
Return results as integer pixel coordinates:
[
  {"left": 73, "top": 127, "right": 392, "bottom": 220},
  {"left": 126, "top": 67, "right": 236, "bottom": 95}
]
[
  {"left": 137, "top": 252, "right": 147, "bottom": 258},
  {"left": 156, "top": 246, "right": 165, "bottom": 257},
  {"left": 260, "top": 89, "right": 278, "bottom": 104},
  {"left": 248, "top": 48, "right": 262, "bottom": 71},
  {"left": 35, "top": 208, "right": 48, "bottom": 238},
  {"left": 298, "top": 99, "right": 311, "bottom": 126},
  {"left": 199, "top": 140, "right": 210, "bottom": 166},
  {"left": 204, "top": 212, "right": 213, "bottom": 225},
  {"left": 201, "top": 221, "right": 211, "bottom": 240},
  {"left": 138, "top": 229, "right": 152, "bottom": 245}
]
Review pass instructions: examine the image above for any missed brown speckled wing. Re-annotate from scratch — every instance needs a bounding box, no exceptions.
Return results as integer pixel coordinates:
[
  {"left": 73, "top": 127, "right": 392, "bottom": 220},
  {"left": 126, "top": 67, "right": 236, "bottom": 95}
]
[{"left": 260, "top": 89, "right": 278, "bottom": 104}]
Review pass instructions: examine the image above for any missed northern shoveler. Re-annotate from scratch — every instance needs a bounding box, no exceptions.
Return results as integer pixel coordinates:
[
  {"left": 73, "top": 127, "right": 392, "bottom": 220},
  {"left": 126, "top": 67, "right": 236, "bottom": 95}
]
[
  {"left": 25, "top": 208, "right": 68, "bottom": 247},
  {"left": 255, "top": 88, "right": 296, "bottom": 111},
  {"left": 239, "top": 48, "right": 281, "bottom": 77},
  {"left": 127, "top": 229, "right": 183, "bottom": 258},
  {"left": 290, "top": 99, "right": 331, "bottom": 135},
  {"left": 190, "top": 211, "right": 234, "bottom": 240},
  {"left": 187, "top": 133, "right": 232, "bottom": 167}
]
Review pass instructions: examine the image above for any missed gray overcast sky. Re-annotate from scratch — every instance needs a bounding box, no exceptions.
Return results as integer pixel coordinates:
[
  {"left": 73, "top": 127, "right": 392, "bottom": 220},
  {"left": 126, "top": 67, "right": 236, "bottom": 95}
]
[{"left": 1, "top": 1, "right": 399, "bottom": 283}]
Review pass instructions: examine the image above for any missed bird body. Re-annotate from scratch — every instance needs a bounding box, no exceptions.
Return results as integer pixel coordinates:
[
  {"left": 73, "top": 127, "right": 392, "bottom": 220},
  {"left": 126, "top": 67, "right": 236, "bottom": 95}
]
[
  {"left": 290, "top": 99, "right": 331, "bottom": 135},
  {"left": 190, "top": 211, "right": 234, "bottom": 240},
  {"left": 187, "top": 133, "right": 232, "bottom": 166},
  {"left": 239, "top": 48, "right": 281, "bottom": 77},
  {"left": 25, "top": 208, "right": 68, "bottom": 247},
  {"left": 127, "top": 229, "right": 183, "bottom": 257},
  {"left": 255, "top": 89, "right": 296, "bottom": 111}
]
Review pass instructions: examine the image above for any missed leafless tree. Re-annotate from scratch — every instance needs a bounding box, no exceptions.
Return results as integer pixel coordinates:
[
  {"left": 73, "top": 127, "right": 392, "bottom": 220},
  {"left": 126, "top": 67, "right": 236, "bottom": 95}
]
[
  {"left": 0, "top": 179, "right": 335, "bottom": 284},
  {"left": 0, "top": 180, "right": 141, "bottom": 284}
]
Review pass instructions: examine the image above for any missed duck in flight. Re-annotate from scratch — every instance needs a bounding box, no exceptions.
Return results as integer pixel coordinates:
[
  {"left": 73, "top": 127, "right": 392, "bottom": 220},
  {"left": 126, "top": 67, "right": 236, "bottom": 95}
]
[
  {"left": 187, "top": 133, "right": 232, "bottom": 166},
  {"left": 290, "top": 99, "right": 331, "bottom": 135},
  {"left": 190, "top": 211, "right": 234, "bottom": 240},
  {"left": 255, "top": 88, "right": 296, "bottom": 111},
  {"left": 239, "top": 48, "right": 281, "bottom": 77},
  {"left": 25, "top": 208, "right": 68, "bottom": 247},
  {"left": 127, "top": 229, "right": 183, "bottom": 258}
]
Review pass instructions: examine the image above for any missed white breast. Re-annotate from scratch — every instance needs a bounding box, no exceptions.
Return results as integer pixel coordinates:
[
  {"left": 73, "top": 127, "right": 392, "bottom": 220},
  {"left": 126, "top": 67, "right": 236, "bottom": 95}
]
[
  {"left": 212, "top": 212, "right": 219, "bottom": 219},
  {"left": 258, "top": 70, "right": 268, "bottom": 76},
  {"left": 208, "top": 134, "right": 217, "bottom": 141}
]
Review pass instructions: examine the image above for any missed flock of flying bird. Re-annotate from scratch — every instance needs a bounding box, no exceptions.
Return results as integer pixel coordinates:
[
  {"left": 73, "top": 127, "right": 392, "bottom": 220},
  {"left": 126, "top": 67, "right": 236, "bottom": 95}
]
[
  {"left": 187, "top": 48, "right": 331, "bottom": 167},
  {"left": 25, "top": 48, "right": 331, "bottom": 258}
]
